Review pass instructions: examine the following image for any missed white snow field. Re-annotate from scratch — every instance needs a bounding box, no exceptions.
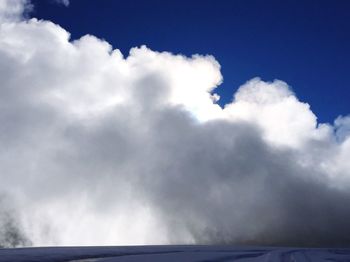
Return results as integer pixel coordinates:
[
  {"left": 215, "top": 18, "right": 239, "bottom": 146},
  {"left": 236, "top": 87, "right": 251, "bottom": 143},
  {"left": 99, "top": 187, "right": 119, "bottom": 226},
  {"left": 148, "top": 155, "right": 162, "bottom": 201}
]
[{"left": 0, "top": 246, "right": 349, "bottom": 262}]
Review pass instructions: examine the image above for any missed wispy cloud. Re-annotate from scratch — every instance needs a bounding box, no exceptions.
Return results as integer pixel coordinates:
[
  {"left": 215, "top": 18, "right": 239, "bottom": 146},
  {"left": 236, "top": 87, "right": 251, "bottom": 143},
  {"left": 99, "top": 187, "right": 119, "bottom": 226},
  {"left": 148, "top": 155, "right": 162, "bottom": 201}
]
[{"left": 52, "top": 0, "right": 69, "bottom": 7}]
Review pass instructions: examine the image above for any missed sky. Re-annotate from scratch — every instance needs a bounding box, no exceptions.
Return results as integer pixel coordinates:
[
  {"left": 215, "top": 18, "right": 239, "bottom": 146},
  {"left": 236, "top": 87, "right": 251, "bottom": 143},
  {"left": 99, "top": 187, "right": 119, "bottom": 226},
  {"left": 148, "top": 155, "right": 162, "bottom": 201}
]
[
  {"left": 0, "top": 0, "right": 350, "bottom": 248},
  {"left": 30, "top": 0, "right": 350, "bottom": 123}
]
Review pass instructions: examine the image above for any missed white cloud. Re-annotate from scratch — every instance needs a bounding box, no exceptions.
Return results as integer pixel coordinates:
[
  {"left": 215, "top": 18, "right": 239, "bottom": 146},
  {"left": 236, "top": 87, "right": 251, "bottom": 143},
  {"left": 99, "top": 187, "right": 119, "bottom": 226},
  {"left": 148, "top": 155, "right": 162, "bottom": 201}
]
[
  {"left": 53, "top": 0, "right": 69, "bottom": 7},
  {"left": 223, "top": 78, "right": 326, "bottom": 148},
  {"left": 335, "top": 116, "right": 350, "bottom": 142},
  {"left": 0, "top": 0, "right": 350, "bottom": 247},
  {"left": 0, "top": 0, "right": 31, "bottom": 22}
]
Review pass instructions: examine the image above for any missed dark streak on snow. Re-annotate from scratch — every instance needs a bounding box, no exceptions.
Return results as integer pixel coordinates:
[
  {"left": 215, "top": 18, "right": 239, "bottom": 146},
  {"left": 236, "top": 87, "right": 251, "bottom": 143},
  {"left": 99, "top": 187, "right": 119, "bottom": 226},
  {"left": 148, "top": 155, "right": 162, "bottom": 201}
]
[{"left": 0, "top": 246, "right": 349, "bottom": 261}]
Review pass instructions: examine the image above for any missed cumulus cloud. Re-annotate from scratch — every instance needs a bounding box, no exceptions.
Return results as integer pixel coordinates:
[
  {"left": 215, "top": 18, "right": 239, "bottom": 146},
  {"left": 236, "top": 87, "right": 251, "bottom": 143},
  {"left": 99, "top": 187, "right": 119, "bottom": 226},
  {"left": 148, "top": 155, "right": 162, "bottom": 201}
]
[
  {"left": 0, "top": 0, "right": 31, "bottom": 22},
  {"left": 0, "top": 0, "right": 350, "bottom": 247}
]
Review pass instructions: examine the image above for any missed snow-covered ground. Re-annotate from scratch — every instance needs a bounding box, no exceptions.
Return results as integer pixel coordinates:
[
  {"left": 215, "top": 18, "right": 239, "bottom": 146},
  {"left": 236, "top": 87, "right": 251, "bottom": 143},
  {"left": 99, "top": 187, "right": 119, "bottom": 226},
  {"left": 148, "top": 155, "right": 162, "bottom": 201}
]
[{"left": 0, "top": 245, "right": 349, "bottom": 261}]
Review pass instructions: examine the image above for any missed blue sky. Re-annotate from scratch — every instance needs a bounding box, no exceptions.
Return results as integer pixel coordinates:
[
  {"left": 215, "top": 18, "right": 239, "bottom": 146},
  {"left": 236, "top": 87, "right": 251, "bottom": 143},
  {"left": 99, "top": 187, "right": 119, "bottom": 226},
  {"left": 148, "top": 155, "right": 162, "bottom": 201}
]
[{"left": 31, "top": 0, "right": 350, "bottom": 123}]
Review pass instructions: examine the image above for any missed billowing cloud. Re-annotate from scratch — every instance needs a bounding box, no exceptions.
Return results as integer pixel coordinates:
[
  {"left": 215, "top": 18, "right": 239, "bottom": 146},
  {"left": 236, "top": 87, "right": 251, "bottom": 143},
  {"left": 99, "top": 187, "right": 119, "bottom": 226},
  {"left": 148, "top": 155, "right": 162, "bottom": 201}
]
[
  {"left": 0, "top": 0, "right": 350, "bottom": 247},
  {"left": 0, "top": 0, "right": 31, "bottom": 22}
]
